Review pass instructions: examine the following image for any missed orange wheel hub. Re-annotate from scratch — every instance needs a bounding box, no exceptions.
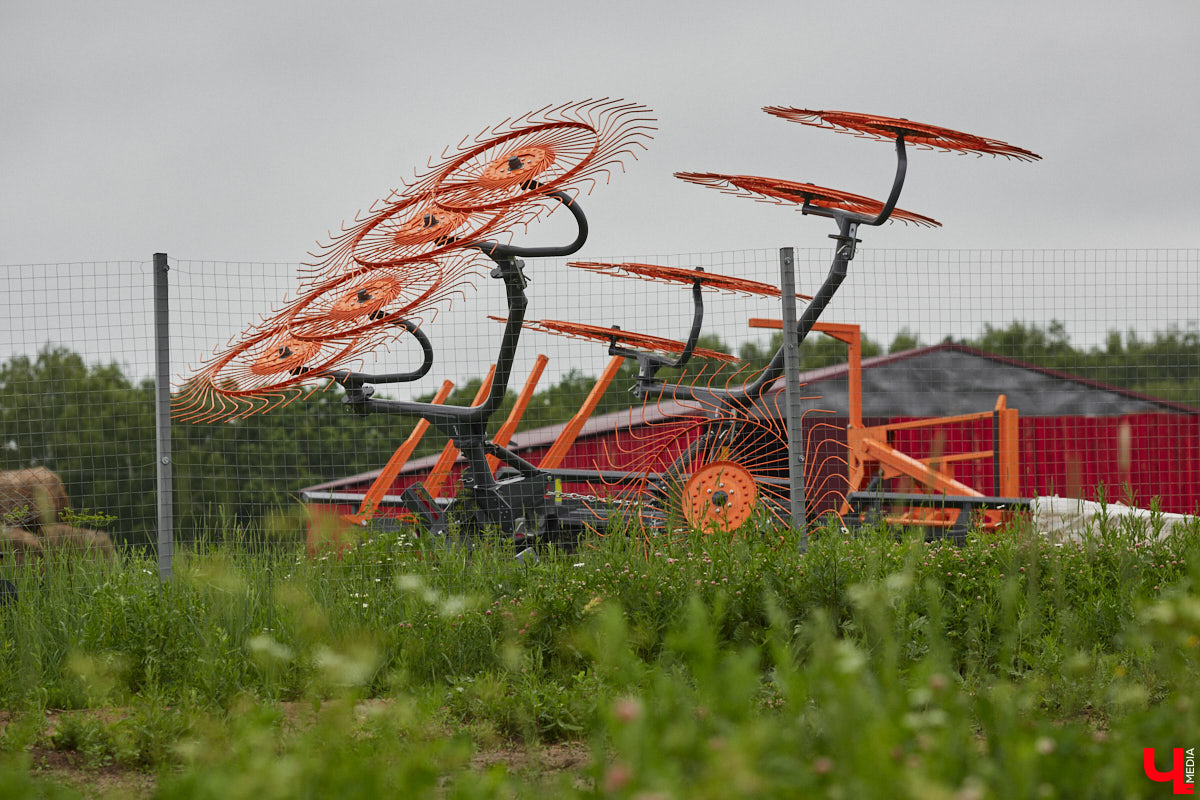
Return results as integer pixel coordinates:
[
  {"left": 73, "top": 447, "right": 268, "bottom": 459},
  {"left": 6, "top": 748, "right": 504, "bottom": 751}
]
[
  {"left": 248, "top": 334, "right": 323, "bottom": 376},
  {"left": 476, "top": 145, "right": 557, "bottom": 189},
  {"left": 385, "top": 204, "right": 469, "bottom": 248},
  {"left": 681, "top": 460, "right": 758, "bottom": 532},
  {"left": 326, "top": 275, "right": 406, "bottom": 321}
]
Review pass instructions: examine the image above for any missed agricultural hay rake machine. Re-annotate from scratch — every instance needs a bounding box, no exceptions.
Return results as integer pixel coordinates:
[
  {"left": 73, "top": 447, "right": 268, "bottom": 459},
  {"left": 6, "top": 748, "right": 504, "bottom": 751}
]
[{"left": 175, "top": 100, "right": 1039, "bottom": 548}]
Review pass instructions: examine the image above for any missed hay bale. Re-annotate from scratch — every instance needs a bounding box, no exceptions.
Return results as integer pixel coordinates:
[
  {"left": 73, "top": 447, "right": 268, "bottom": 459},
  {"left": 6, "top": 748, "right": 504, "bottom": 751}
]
[
  {"left": 40, "top": 524, "right": 116, "bottom": 563},
  {"left": 1, "top": 525, "right": 43, "bottom": 566},
  {"left": 0, "top": 468, "right": 69, "bottom": 532}
]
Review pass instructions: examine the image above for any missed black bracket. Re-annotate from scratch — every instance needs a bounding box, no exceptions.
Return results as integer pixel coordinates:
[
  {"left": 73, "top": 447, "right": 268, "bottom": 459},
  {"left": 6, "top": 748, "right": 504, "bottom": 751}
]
[{"left": 845, "top": 491, "right": 1033, "bottom": 545}]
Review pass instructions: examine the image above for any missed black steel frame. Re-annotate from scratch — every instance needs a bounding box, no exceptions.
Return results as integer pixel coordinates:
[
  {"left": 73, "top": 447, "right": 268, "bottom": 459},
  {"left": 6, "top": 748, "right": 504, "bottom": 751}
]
[{"left": 327, "top": 190, "right": 619, "bottom": 542}]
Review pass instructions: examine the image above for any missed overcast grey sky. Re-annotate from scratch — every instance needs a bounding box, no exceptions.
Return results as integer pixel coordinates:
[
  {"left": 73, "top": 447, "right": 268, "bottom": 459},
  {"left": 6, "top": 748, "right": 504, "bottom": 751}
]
[
  {"left": 3, "top": 0, "right": 1199, "bottom": 395},
  {"left": 3, "top": 0, "right": 1199, "bottom": 265}
]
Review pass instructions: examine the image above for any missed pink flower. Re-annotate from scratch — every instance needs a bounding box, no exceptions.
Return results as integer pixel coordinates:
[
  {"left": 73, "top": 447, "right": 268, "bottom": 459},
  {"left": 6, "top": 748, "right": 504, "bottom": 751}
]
[
  {"left": 602, "top": 761, "right": 633, "bottom": 793},
  {"left": 612, "top": 697, "right": 643, "bottom": 723}
]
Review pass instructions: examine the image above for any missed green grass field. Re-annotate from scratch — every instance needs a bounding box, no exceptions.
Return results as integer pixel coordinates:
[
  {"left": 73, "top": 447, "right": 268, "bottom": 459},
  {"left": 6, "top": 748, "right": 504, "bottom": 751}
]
[{"left": 2, "top": 510, "right": 1199, "bottom": 798}]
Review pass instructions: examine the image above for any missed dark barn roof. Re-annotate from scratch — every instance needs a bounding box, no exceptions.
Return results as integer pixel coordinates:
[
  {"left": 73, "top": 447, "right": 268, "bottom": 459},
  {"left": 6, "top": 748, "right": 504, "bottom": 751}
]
[{"left": 789, "top": 343, "right": 1198, "bottom": 418}]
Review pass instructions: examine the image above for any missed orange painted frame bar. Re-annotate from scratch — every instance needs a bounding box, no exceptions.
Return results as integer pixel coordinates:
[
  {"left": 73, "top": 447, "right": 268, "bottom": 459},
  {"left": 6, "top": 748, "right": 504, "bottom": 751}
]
[
  {"left": 486, "top": 354, "right": 549, "bottom": 474},
  {"left": 424, "top": 365, "right": 497, "bottom": 499},
  {"left": 748, "top": 318, "right": 862, "bottom": 426},
  {"left": 340, "top": 379, "right": 456, "bottom": 527},
  {"left": 539, "top": 354, "right": 626, "bottom": 471}
]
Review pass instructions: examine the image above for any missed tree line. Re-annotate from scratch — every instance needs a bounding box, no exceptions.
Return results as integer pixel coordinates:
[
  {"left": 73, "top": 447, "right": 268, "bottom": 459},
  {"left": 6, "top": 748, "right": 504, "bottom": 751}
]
[{"left": 1, "top": 321, "right": 1196, "bottom": 545}]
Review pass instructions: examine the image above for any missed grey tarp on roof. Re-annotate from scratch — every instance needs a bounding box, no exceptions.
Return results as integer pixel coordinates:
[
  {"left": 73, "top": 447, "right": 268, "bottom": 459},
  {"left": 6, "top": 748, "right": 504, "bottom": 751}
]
[{"left": 788, "top": 344, "right": 1195, "bottom": 418}]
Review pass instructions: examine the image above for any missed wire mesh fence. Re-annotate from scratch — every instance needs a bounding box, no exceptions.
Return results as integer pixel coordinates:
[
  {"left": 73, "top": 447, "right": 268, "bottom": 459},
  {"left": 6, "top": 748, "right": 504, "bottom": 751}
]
[
  {"left": 1, "top": 261, "right": 157, "bottom": 559},
  {"left": 2, "top": 248, "right": 1198, "bottom": 591}
]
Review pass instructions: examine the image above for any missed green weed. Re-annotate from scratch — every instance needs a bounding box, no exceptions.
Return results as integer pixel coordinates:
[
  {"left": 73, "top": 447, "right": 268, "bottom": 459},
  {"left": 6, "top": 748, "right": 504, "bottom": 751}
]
[{"left": 0, "top": 513, "right": 1197, "bottom": 797}]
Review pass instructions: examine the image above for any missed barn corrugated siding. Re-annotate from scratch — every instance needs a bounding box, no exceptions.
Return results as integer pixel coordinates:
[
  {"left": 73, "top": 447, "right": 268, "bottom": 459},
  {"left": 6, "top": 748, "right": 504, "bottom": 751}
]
[{"left": 885, "top": 413, "right": 1200, "bottom": 515}]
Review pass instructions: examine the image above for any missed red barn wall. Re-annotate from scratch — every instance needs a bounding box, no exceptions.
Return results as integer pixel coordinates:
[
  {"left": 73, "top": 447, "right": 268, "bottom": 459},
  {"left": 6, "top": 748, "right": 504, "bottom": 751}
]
[{"left": 312, "top": 413, "right": 1200, "bottom": 521}]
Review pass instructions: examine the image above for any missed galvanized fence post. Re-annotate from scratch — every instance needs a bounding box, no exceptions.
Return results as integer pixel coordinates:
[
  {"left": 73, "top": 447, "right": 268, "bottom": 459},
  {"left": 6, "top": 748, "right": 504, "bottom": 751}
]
[
  {"left": 153, "top": 253, "right": 173, "bottom": 580},
  {"left": 778, "top": 247, "right": 807, "bottom": 551}
]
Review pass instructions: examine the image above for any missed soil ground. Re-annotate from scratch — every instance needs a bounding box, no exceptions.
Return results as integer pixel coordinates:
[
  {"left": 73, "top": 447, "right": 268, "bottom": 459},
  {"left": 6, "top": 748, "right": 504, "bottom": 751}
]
[{"left": 3, "top": 707, "right": 594, "bottom": 798}]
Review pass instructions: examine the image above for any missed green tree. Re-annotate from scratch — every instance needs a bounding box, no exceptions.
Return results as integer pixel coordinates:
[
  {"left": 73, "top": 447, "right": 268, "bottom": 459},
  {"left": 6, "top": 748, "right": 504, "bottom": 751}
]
[
  {"left": 888, "top": 329, "right": 921, "bottom": 353},
  {"left": 0, "top": 348, "right": 157, "bottom": 542},
  {"left": 960, "top": 321, "right": 1200, "bottom": 404},
  {"left": 738, "top": 330, "right": 883, "bottom": 373}
]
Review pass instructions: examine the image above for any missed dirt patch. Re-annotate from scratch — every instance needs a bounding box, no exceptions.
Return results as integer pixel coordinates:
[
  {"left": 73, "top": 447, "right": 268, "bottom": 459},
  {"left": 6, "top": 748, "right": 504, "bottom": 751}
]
[
  {"left": 5, "top": 705, "right": 595, "bottom": 797},
  {"left": 21, "top": 739, "right": 592, "bottom": 798},
  {"left": 25, "top": 747, "right": 158, "bottom": 799},
  {"left": 471, "top": 740, "right": 592, "bottom": 773}
]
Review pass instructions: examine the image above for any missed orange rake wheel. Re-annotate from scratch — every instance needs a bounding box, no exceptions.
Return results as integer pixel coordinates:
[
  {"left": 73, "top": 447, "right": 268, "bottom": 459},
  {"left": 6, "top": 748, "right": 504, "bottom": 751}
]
[
  {"left": 280, "top": 252, "right": 485, "bottom": 339},
  {"left": 301, "top": 194, "right": 528, "bottom": 286},
  {"left": 762, "top": 107, "right": 1042, "bottom": 161},
  {"left": 621, "top": 410, "right": 793, "bottom": 536},
  {"left": 329, "top": 196, "right": 519, "bottom": 274},
  {"left": 408, "top": 99, "right": 656, "bottom": 214},
  {"left": 674, "top": 172, "right": 941, "bottom": 227},
  {"left": 595, "top": 359, "right": 849, "bottom": 537},
  {"left": 176, "top": 253, "right": 482, "bottom": 424},
  {"left": 172, "top": 324, "right": 375, "bottom": 423},
  {"left": 568, "top": 261, "right": 813, "bottom": 300},
  {"left": 503, "top": 317, "right": 740, "bottom": 363},
  {"left": 429, "top": 123, "right": 592, "bottom": 212}
]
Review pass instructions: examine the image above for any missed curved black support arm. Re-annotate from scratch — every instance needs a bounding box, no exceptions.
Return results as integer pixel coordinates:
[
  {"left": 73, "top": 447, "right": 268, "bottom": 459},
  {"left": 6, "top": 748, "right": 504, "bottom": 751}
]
[
  {"left": 635, "top": 136, "right": 910, "bottom": 410},
  {"left": 651, "top": 136, "right": 909, "bottom": 404},
  {"left": 798, "top": 134, "right": 907, "bottom": 230},
  {"left": 614, "top": 274, "right": 706, "bottom": 393},
  {"left": 674, "top": 277, "right": 706, "bottom": 366},
  {"left": 868, "top": 135, "right": 908, "bottom": 227},
  {"left": 341, "top": 255, "right": 529, "bottom": 425},
  {"left": 452, "top": 189, "right": 589, "bottom": 421},
  {"left": 739, "top": 214, "right": 856, "bottom": 397},
  {"left": 472, "top": 190, "right": 589, "bottom": 260},
  {"left": 327, "top": 318, "right": 434, "bottom": 393}
]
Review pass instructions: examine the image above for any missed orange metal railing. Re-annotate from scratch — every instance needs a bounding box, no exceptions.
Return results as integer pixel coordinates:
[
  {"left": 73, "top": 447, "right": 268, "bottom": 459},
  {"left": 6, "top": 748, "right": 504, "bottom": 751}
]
[{"left": 749, "top": 318, "right": 1021, "bottom": 530}]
